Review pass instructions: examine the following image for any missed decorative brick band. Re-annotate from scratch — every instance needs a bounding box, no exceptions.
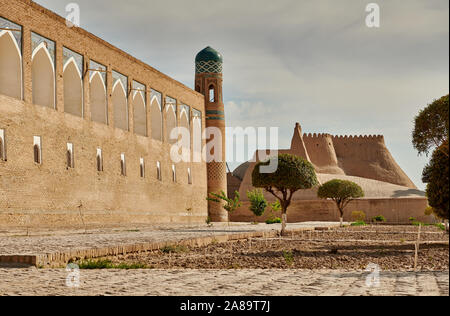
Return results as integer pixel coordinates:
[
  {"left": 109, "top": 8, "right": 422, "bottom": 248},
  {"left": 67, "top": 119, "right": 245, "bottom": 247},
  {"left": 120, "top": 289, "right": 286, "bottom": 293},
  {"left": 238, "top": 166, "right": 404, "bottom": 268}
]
[
  {"left": 206, "top": 117, "right": 225, "bottom": 121},
  {"left": 206, "top": 110, "right": 225, "bottom": 115}
]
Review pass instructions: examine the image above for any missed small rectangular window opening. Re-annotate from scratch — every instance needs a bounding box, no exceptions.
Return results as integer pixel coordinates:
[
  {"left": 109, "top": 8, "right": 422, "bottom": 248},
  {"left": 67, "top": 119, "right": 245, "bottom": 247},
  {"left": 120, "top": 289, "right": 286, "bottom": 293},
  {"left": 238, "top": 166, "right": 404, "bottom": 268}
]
[
  {"left": 140, "top": 157, "right": 145, "bottom": 178},
  {"left": 33, "top": 136, "right": 42, "bottom": 164},
  {"left": 0, "top": 129, "right": 6, "bottom": 161},
  {"left": 188, "top": 167, "right": 192, "bottom": 185},
  {"left": 172, "top": 164, "right": 176, "bottom": 182},
  {"left": 120, "top": 153, "right": 126, "bottom": 176},
  {"left": 96, "top": 148, "right": 103, "bottom": 172},
  {"left": 156, "top": 161, "right": 162, "bottom": 181},
  {"left": 67, "top": 143, "right": 74, "bottom": 168}
]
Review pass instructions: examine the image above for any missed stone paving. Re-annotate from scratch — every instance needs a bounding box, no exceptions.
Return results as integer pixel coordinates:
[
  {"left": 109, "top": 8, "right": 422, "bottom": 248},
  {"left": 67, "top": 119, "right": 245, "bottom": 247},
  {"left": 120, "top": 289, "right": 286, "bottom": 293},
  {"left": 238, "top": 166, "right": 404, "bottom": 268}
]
[
  {"left": 0, "top": 222, "right": 448, "bottom": 296},
  {"left": 0, "top": 268, "right": 448, "bottom": 296},
  {"left": 0, "top": 222, "right": 339, "bottom": 255}
]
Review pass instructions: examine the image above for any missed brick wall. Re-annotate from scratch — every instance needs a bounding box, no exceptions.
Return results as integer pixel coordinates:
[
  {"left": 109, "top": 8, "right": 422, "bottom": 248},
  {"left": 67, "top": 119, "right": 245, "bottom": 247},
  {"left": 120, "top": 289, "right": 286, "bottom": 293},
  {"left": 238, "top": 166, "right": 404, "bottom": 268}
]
[{"left": 0, "top": 0, "right": 208, "bottom": 228}]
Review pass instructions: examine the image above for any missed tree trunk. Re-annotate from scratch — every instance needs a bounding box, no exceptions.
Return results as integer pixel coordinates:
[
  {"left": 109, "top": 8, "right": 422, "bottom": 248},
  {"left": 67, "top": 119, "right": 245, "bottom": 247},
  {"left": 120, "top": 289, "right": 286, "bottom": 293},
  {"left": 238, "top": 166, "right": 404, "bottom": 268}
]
[
  {"left": 281, "top": 210, "right": 287, "bottom": 236},
  {"left": 339, "top": 208, "right": 344, "bottom": 227}
]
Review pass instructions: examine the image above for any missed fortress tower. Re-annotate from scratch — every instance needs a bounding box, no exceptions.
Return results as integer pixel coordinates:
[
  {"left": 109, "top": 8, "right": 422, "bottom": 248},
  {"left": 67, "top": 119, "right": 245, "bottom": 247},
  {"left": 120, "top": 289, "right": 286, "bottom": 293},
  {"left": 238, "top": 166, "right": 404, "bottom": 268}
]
[{"left": 195, "top": 47, "right": 228, "bottom": 222}]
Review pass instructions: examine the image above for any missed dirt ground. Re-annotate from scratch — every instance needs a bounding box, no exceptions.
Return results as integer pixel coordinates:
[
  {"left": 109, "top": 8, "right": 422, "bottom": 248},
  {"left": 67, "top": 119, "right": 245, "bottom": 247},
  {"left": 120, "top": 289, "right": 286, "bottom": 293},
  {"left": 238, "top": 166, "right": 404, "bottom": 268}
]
[{"left": 98, "top": 225, "right": 449, "bottom": 271}]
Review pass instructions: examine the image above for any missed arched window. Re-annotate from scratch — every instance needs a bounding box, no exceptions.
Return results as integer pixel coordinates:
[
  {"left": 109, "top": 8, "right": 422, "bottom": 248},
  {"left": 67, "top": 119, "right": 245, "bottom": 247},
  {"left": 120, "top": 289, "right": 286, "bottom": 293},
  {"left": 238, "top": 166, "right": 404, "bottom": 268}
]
[
  {"left": 150, "top": 90, "right": 162, "bottom": 141},
  {"left": 89, "top": 60, "right": 107, "bottom": 124},
  {"left": 63, "top": 48, "right": 83, "bottom": 117},
  {"left": 192, "top": 109, "right": 202, "bottom": 162},
  {"left": 31, "top": 34, "right": 55, "bottom": 109},
  {"left": 112, "top": 76, "right": 128, "bottom": 131},
  {"left": 90, "top": 71, "right": 107, "bottom": 124},
  {"left": 209, "top": 85, "right": 215, "bottom": 102},
  {"left": 0, "top": 30, "right": 22, "bottom": 99},
  {"left": 165, "top": 97, "right": 177, "bottom": 144},
  {"left": 180, "top": 105, "right": 190, "bottom": 156},
  {"left": 133, "top": 89, "right": 147, "bottom": 136}
]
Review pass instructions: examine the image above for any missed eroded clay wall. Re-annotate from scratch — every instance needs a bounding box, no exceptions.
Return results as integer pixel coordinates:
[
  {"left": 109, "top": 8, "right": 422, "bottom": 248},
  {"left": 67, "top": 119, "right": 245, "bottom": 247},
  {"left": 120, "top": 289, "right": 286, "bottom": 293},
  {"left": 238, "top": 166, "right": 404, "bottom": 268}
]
[
  {"left": 331, "top": 135, "right": 416, "bottom": 188},
  {"left": 302, "top": 133, "right": 344, "bottom": 175},
  {"left": 231, "top": 198, "right": 431, "bottom": 224}
]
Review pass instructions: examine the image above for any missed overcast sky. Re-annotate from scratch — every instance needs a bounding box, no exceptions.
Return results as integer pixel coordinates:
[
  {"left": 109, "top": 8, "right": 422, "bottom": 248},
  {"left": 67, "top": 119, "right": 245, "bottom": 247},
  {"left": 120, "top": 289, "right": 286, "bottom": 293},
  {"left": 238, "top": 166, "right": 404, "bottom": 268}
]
[{"left": 35, "top": 0, "right": 449, "bottom": 189}]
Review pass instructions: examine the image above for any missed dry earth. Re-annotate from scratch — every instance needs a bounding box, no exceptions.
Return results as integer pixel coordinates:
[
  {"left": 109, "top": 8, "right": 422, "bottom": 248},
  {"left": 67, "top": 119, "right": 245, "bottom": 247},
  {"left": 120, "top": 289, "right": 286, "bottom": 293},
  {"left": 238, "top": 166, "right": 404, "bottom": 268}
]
[{"left": 101, "top": 226, "right": 449, "bottom": 271}]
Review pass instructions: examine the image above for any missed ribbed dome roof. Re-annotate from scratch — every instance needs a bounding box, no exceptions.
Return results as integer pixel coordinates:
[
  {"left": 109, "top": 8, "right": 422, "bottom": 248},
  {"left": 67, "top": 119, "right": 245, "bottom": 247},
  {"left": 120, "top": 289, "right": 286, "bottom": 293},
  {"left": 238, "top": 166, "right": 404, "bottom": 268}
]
[{"left": 195, "top": 46, "right": 223, "bottom": 63}]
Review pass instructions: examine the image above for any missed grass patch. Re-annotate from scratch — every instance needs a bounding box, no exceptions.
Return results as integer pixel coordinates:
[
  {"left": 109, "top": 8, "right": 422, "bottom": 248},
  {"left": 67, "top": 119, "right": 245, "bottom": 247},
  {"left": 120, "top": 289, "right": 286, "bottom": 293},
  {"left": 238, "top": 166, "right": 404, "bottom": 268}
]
[
  {"left": 77, "top": 259, "right": 149, "bottom": 270},
  {"left": 160, "top": 245, "right": 189, "bottom": 254},
  {"left": 266, "top": 218, "right": 282, "bottom": 224},
  {"left": 283, "top": 250, "right": 294, "bottom": 266},
  {"left": 410, "top": 222, "right": 446, "bottom": 231},
  {"left": 372, "top": 215, "right": 386, "bottom": 223},
  {"left": 434, "top": 223, "right": 446, "bottom": 231},
  {"left": 351, "top": 221, "right": 367, "bottom": 227}
]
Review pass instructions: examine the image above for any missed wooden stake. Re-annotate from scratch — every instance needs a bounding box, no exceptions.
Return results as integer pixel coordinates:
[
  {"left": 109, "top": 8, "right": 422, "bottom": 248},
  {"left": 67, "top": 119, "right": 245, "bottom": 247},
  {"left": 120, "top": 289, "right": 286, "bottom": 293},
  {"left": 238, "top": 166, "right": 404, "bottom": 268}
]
[{"left": 414, "top": 224, "right": 422, "bottom": 271}]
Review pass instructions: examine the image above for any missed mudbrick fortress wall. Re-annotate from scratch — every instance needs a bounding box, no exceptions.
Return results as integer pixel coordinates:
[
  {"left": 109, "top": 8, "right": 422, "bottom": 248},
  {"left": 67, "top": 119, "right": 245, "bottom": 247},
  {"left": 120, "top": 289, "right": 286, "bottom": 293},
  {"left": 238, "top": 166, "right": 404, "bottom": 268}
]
[
  {"left": 0, "top": 0, "right": 209, "bottom": 228},
  {"left": 303, "top": 133, "right": 416, "bottom": 188},
  {"left": 230, "top": 124, "right": 430, "bottom": 224}
]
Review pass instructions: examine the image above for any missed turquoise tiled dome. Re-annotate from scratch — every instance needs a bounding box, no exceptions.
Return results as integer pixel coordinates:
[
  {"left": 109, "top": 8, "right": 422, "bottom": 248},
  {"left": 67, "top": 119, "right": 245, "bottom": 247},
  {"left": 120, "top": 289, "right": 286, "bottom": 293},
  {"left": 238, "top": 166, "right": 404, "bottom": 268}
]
[
  {"left": 195, "top": 46, "right": 223, "bottom": 74},
  {"left": 195, "top": 46, "right": 223, "bottom": 63}
]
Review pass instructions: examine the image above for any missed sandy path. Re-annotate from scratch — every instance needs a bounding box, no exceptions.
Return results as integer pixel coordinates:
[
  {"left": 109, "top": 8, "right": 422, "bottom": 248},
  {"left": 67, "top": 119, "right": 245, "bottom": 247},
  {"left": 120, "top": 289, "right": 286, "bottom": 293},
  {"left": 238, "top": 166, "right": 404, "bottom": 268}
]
[{"left": 0, "top": 268, "right": 447, "bottom": 296}]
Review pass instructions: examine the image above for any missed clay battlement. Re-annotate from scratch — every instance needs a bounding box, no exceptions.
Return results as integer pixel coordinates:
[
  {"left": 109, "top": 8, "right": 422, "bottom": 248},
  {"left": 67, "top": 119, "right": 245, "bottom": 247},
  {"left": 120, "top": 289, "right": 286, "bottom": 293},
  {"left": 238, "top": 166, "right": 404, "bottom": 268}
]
[
  {"left": 302, "top": 133, "right": 332, "bottom": 139},
  {"left": 331, "top": 135, "right": 384, "bottom": 141},
  {"left": 302, "top": 133, "right": 384, "bottom": 141}
]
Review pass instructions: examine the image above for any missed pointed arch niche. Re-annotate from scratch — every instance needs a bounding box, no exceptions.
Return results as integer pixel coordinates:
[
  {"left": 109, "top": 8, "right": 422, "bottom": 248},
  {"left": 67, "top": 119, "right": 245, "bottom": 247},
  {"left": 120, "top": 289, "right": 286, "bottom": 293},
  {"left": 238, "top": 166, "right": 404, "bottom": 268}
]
[
  {"left": 192, "top": 109, "right": 202, "bottom": 158},
  {"left": 63, "top": 47, "right": 83, "bottom": 117},
  {"left": 150, "top": 89, "right": 162, "bottom": 141},
  {"left": 31, "top": 33, "right": 55, "bottom": 109},
  {"left": 0, "top": 28, "right": 22, "bottom": 99},
  {"left": 180, "top": 104, "right": 190, "bottom": 150},
  {"left": 89, "top": 60, "right": 107, "bottom": 124},
  {"left": 132, "top": 81, "right": 147, "bottom": 136},
  {"left": 165, "top": 96, "right": 177, "bottom": 144},
  {"left": 112, "top": 70, "right": 128, "bottom": 131}
]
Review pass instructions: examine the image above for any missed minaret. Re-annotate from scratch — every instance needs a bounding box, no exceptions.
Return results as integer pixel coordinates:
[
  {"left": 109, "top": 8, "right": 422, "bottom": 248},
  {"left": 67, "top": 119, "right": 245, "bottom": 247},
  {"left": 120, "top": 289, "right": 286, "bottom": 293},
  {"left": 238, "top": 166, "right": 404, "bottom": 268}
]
[{"left": 195, "top": 46, "right": 228, "bottom": 222}]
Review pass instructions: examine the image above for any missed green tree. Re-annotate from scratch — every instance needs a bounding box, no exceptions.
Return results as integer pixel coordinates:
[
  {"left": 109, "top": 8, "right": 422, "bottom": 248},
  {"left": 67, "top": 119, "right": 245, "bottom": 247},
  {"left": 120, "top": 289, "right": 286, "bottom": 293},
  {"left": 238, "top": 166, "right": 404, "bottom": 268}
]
[
  {"left": 317, "top": 179, "right": 365, "bottom": 227},
  {"left": 252, "top": 154, "right": 318, "bottom": 235},
  {"left": 412, "top": 95, "right": 449, "bottom": 157},
  {"left": 247, "top": 189, "right": 268, "bottom": 217},
  {"left": 206, "top": 191, "right": 241, "bottom": 223},
  {"left": 422, "top": 141, "right": 449, "bottom": 223}
]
